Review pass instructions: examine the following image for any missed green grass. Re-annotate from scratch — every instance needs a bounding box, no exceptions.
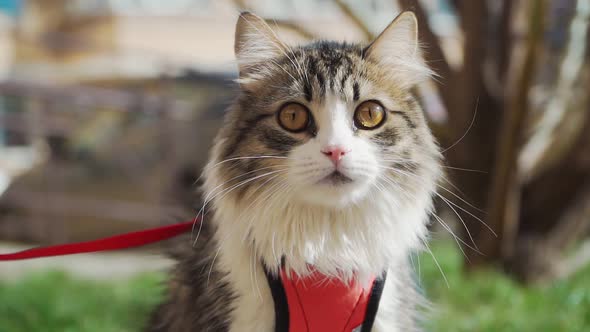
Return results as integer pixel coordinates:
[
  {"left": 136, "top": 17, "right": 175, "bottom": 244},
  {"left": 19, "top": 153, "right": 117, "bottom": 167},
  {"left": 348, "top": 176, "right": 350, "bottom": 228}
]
[
  {"left": 1, "top": 242, "right": 589, "bottom": 332},
  {"left": 420, "top": 242, "right": 590, "bottom": 332},
  {"left": 0, "top": 272, "right": 164, "bottom": 332}
]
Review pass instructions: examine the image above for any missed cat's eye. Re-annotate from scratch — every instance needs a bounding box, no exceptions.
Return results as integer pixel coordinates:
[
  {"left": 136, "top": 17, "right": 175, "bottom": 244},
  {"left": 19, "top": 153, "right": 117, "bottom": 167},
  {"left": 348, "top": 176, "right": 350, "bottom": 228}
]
[
  {"left": 277, "top": 103, "right": 310, "bottom": 132},
  {"left": 354, "top": 100, "right": 386, "bottom": 130}
]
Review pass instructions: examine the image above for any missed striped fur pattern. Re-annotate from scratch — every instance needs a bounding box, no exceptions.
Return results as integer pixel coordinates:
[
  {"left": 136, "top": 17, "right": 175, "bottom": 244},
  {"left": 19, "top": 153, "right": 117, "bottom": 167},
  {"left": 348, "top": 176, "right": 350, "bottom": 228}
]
[{"left": 147, "top": 11, "right": 442, "bottom": 332}]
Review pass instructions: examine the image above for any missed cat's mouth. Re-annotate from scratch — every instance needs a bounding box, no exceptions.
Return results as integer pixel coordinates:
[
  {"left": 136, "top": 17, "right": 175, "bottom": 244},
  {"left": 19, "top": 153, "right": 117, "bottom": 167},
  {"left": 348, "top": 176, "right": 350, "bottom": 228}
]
[{"left": 318, "top": 171, "right": 354, "bottom": 186}]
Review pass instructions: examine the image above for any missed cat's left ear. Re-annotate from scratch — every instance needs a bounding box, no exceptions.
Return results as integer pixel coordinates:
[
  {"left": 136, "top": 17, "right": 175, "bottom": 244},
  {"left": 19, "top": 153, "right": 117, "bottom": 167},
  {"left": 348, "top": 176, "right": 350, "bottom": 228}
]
[
  {"left": 364, "top": 11, "right": 433, "bottom": 87},
  {"left": 234, "top": 12, "right": 286, "bottom": 83}
]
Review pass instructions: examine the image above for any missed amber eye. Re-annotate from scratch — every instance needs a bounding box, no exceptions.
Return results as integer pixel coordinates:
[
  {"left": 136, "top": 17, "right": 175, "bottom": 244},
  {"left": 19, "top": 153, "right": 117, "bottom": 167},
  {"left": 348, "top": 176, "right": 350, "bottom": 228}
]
[
  {"left": 354, "top": 100, "right": 386, "bottom": 130},
  {"left": 277, "top": 103, "right": 310, "bottom": 132}
]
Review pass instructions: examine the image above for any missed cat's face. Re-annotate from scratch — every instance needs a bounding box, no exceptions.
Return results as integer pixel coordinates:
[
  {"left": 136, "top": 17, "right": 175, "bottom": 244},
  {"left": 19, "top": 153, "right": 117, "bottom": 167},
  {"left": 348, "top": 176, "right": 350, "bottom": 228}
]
[
  {"left": 285, "top": 92, "right": 385, "bottom": 207},
  {"left": 208, "top": 12, "right": 439, "bottom": 211}
]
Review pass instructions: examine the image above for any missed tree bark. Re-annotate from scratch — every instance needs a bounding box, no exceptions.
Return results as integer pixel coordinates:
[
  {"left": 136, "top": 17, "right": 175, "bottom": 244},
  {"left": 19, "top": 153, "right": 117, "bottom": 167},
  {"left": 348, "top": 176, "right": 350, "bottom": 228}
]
[{"left": 484, "top": 0, "right": 546, "bottom": 262}]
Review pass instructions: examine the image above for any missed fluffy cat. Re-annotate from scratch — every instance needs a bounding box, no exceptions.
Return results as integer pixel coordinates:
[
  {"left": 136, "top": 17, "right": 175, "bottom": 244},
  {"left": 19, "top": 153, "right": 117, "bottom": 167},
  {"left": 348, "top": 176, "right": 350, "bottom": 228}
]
[{"left": 147, "top": 11, "right": 442, "bottom": 332}]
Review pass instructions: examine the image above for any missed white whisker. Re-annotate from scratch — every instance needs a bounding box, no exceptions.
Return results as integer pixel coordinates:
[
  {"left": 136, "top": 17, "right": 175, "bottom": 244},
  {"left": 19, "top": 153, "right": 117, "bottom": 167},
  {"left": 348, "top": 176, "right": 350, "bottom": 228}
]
[
  {"left": 434, "top": 192, "right": 480, "bottom": 251},
  {"left": 378, "top": 164, "right": 495, "bottom": 236},
  {"left": 422, "top": 239, "right": 449, "bottom": 289},
  {"left": 441, "top": 98, "right": 479, "bottom": 154},
  {"left": 193, "top": 164, "right": 288, "bottom": 239},
  {"left": 194, "top": 168, "right": 289, "bottom": 247}
]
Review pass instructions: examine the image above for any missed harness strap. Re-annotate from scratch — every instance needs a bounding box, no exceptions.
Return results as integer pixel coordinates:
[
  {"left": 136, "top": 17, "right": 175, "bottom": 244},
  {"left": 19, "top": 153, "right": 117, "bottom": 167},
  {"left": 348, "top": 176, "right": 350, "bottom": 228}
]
[{"left": 360, "top": 272, "right": 387, "bottom": 332}]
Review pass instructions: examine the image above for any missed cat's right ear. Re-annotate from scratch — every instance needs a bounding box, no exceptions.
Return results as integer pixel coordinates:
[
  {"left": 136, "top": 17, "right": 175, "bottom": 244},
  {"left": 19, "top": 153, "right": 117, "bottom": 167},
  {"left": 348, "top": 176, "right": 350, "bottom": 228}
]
[
  {"left": 364, "top": 11, "right": 433, "bottom": 87},
  {"left": 234, "top": 12, "right": 286, "bottom": 82}
]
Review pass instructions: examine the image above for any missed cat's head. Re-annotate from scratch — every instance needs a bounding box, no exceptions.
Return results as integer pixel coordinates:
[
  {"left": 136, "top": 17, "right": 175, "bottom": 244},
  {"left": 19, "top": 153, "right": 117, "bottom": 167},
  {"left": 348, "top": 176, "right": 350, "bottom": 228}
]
[
  {"left": 204, "top": 11, "right": 442, "bottom": 275},
  {"left": 207, "top": 11, "right": 440, "bottom": 210}
]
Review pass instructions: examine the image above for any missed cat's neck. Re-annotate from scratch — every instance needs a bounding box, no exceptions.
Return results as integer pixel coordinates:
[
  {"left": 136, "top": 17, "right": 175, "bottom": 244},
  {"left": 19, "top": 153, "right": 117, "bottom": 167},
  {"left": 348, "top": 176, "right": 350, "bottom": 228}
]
[{"left": 211, "top": 186, "right": 431, "bottom": 283}]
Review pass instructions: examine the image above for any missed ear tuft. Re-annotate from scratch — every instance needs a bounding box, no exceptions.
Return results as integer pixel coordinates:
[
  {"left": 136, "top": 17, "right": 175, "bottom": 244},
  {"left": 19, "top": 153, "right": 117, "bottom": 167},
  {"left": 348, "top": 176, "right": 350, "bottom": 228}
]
[
  {"left": 365, "top": 11, "right": 433, "bottom": 86},
  {"left": 234, "top": 12, "right": 286, "bottom": 79}
]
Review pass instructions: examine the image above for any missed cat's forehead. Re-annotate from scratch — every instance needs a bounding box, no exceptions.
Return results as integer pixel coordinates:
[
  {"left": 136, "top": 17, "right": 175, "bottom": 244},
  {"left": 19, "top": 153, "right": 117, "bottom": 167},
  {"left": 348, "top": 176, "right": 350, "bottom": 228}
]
[
  {"left": 287, "top": 41, "right": 367, "bottom": 102},
  {"left": 299, "top": 41, "right": 364, "bottom": 65},
  {"left": 248, "top": 40, "right": 407, "bottom": 111}
]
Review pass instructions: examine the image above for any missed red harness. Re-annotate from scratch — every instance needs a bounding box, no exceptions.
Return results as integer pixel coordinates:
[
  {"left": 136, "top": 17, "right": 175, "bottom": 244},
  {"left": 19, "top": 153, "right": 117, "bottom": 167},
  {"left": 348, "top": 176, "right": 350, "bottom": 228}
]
[
  {"left": 0, "top": 219, "right": 386, "bottom": 331},
  {"left": 266, "top": 267, "right": 386, "bottom": 332}
]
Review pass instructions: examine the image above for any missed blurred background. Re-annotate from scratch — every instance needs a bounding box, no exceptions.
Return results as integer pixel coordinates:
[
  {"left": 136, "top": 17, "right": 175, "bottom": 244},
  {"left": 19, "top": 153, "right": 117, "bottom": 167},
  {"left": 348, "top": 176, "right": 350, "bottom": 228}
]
[{"left": 0, "top": 0, "right": 588, "bottom": 331}]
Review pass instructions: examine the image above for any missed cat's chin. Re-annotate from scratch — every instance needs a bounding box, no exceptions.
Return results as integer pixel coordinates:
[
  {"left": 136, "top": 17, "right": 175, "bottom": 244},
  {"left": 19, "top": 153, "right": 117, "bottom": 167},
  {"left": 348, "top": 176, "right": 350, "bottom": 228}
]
[{"left": 294, "top": 182, "right": 371, "bottom": 208}]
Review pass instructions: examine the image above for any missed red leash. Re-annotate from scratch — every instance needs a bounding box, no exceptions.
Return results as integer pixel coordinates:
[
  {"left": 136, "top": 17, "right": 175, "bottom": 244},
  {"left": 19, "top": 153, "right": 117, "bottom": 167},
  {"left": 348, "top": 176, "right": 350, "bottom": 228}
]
[{"left": 0, "top": 219, "right": 196, "bottom": 261}]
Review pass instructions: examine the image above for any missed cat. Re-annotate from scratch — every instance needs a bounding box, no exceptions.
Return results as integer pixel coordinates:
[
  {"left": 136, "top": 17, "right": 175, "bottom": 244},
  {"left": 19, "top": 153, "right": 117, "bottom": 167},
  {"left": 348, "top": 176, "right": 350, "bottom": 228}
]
[{"left": 146, "top": 10, "right": 442, "bottom": 332}]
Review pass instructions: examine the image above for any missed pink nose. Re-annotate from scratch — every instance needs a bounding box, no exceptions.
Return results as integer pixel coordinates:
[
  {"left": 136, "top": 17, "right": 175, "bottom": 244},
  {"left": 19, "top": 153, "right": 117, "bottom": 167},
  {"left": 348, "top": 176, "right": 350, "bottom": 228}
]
[{"left": 321, "top": 146, "right": 350, "bottom": 165}]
